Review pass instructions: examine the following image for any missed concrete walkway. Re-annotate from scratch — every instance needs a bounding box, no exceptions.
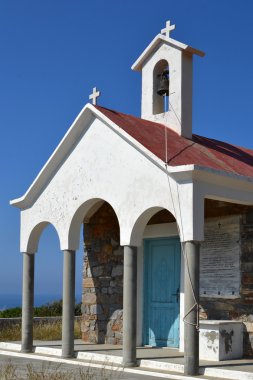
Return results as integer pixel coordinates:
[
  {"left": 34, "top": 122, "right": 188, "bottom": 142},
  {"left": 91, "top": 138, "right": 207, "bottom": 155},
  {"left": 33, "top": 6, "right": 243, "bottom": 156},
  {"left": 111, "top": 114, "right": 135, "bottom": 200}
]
[{"left": 1, "top": 340, "right": 253, "bottom": 379}]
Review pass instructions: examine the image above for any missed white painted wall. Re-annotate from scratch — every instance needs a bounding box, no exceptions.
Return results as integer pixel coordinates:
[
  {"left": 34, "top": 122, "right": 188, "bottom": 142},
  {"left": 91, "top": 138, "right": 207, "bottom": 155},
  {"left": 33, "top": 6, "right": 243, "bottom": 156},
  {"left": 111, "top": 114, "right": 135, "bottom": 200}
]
[
  {"left": 12, "top": 105, "right": 253, "bottom": 254},
  {"left": 18, "top": 115, "right": 200, "bottom": 253}
]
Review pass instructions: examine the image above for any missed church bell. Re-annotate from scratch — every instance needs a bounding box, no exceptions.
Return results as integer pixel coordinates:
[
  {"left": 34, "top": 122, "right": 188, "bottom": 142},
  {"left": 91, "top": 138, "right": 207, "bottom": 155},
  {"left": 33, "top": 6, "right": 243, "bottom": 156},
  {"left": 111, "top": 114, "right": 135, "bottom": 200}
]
[{"left": 157, "top": 69, "right": 169, "bottom": 96}]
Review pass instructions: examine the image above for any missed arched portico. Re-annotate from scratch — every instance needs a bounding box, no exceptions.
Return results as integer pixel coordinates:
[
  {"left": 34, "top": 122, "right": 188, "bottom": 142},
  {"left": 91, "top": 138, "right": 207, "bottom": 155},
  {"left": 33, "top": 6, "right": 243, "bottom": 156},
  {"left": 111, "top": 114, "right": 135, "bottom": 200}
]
[
  {"left": 19, "top": 183, "right": 204, "bottom": 369},
  {"left": 20, "top": 197, "right": 127, "bottom": 358},
  {"left": 21, "top": 221, "right": 62, "bottom": 254},
  {"left": 128, "top": 206, "right": 173, "bottom": 246},
  {"left": 66, "top": 198, "right": 121, "bottom": 250}
]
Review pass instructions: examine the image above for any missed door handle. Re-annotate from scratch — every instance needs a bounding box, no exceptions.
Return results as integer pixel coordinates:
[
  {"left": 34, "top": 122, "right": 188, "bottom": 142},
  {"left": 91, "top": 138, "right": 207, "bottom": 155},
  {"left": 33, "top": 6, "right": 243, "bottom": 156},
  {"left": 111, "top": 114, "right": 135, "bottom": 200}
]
[{"left": 172, "top": 288, "right": 180, "bottom": 303}]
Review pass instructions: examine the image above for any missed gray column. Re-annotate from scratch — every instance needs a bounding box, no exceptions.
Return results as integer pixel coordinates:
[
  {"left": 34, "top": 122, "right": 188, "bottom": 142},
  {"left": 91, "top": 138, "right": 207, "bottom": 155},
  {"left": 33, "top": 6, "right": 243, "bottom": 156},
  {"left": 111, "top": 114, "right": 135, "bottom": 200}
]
[
  {"left": 184, "top": 241, "right": 200, "bottom": 376},
  {"left": 62, "top": 250, "right": 76, "bottom": 358},
  {"left": 21, "top": 252, "right": 35, "bottom": 353},
  {"left": 123, "top": 245, "right": 137, "bottom": 367}
]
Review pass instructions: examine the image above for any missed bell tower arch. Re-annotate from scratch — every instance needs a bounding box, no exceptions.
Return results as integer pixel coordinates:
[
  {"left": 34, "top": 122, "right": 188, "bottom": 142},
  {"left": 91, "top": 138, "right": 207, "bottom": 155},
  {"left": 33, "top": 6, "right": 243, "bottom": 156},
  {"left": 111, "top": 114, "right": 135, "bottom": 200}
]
[
  {"left": 153, "top": 59, "right": 169, "bottom": 115},
  {"left": 132, "top": 21, "right": 205, "bottom": 139}
]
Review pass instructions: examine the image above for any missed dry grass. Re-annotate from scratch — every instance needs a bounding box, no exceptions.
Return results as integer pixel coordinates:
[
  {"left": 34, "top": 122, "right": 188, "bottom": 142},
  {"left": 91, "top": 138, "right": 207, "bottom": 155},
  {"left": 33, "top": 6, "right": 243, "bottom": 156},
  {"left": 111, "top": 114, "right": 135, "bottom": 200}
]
[
  {"left": 0, "top": 320, "right": 81, "bottom": 342},
  {"left": 32, "top": 320, "right": 81, "bottom": 341},
  {"left": 26, "top": 363, "right": 71, "bottom": 380},
  {"left": 0, "top": 360, "right": 17, "bottom": 380},
  {"left": 0, "top": 360, "right": 123, "bottom": 380},
  {"left": 0, "top": 324, "right": 21, "bottom": 342}
]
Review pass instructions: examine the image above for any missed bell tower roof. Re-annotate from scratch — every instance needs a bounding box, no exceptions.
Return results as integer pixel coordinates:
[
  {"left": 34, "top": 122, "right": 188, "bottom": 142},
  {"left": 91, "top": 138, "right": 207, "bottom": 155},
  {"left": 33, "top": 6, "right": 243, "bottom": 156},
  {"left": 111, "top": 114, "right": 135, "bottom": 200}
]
[{"left": 132, "top": 22, "right": 205, "bottom": 72}]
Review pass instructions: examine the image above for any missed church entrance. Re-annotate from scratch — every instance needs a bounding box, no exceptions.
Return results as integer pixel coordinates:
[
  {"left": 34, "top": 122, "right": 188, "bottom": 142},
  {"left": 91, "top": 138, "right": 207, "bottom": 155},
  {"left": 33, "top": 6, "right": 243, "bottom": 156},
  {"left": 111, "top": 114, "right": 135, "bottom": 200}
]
[{"left": 143, "top": 237, "right": 181, "bottom": 347}]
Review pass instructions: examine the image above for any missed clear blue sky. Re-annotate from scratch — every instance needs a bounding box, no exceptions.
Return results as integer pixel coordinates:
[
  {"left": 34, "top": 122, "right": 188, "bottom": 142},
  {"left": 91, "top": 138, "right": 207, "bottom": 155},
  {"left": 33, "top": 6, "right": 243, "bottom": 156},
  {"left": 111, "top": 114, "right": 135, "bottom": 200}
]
[{"left": 1, "top": 1, "right": 253, "bottom": 303}]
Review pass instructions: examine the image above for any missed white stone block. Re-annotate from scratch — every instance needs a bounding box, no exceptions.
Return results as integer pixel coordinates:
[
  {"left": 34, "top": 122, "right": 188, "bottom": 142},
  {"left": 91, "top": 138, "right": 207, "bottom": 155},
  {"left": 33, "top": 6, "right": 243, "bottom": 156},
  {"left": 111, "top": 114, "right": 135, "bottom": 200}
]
[{"left": 199, "top": 320, "right": 243, "bottom": 361}]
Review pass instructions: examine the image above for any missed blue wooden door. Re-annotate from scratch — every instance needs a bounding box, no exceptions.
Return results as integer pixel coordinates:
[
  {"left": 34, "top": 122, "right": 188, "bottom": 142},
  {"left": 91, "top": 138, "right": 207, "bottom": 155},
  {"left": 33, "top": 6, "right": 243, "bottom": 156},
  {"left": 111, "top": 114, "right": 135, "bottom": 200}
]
[{"left": 144, "top": 237, "right": 181, "bottom": 347}]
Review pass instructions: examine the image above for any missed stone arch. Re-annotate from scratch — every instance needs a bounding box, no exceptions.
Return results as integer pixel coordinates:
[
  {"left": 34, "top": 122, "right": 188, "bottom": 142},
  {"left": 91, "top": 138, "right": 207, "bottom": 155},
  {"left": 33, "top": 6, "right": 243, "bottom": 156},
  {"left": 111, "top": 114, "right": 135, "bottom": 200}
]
[
  {"left": 66, "top": 198, "right": 121, "bottom": 251},
  {"left": 128, "top": 205, "right": 179, "bottom": 247},
  {"left": 25, "top": 221, "right": 61, "bottom": 254},
  {"left": 153, "top": 59, "right": 169, "bottom": 115}
]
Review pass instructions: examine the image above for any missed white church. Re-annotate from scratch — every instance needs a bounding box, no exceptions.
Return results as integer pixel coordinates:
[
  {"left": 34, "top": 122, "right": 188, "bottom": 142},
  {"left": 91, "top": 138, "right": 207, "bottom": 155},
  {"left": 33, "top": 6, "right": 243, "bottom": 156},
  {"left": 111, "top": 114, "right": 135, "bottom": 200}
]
[{"left": 11, "top": 21, "right": 253, "bottom": 376}]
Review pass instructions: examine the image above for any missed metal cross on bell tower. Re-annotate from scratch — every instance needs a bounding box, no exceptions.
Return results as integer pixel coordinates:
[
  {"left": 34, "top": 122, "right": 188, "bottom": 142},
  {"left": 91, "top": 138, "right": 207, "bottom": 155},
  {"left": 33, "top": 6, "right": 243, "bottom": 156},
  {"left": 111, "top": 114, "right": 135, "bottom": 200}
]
[{"left": 89, "top": 87, "right": 101, "bottom": 105}]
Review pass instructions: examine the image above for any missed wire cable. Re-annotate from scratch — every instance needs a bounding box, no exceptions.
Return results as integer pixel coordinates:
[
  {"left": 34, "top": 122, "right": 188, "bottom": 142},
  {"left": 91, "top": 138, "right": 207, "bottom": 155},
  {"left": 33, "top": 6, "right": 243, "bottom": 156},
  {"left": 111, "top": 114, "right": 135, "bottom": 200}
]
[{"left": 164, "top": 100, "right": 200, "bottom": 331}]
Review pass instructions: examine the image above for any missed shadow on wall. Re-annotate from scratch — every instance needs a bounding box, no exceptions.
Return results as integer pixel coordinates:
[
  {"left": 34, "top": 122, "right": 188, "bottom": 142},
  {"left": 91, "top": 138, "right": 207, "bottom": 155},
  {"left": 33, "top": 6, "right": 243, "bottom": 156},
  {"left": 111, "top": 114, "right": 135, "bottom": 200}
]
[{"left": 81, "top": 202, "right": 124, "bottom": 344}]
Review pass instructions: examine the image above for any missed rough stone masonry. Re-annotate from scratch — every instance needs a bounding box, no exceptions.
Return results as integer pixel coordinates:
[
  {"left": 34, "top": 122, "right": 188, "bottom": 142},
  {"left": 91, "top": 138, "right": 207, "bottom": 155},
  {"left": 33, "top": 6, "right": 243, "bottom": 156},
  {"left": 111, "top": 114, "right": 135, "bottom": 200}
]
[{"left": 81, "top": 202, "right": 123, "bottom": 345}]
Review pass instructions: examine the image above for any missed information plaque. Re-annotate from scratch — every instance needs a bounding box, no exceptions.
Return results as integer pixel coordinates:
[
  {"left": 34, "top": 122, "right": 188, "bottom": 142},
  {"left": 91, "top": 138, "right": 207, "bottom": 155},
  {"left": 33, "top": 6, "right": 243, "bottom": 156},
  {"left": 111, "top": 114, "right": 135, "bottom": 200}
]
[{"left": 200, "top": 216, "right": 240, "bottom": 298}]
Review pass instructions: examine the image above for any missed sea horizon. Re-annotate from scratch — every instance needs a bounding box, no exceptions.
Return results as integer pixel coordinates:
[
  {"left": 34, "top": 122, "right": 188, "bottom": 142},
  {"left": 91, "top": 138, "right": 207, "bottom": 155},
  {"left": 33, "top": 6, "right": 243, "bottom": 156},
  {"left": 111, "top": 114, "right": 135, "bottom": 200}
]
[{"left": 0, "top": 293, "right": 82, "bottom": 311}]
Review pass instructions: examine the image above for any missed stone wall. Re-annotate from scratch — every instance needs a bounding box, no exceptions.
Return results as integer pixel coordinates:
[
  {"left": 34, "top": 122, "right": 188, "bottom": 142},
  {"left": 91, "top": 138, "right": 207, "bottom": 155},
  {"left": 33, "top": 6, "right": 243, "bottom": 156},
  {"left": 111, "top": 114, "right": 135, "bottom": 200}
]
[
  {"left": 200, "top": 209, "right": 253, "bottom": 357},
  {"left": 81, "top": 202, "right": 123, "bottom": 344}
]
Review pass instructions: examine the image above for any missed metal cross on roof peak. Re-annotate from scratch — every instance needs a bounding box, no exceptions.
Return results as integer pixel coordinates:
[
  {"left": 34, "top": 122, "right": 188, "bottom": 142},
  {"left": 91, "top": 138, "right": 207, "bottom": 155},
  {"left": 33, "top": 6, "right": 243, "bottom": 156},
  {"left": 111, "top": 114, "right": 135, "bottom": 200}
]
[
  {"left": 161, "top": 20, "right": 176, "bottom": 38},
  {"left": 89, "top": 87, "right": 101, "bottom": 105}
]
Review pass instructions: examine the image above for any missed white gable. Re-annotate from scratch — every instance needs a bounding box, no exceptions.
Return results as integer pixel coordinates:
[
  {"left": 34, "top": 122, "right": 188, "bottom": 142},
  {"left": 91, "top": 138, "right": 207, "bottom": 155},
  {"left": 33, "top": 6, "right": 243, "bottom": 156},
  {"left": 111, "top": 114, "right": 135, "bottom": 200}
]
[
  {"left": 10, "top": 104, "right": 253, "bottom": 254},
  {"left": 16, "top": 109, "right": 198, "bottom": 252}
]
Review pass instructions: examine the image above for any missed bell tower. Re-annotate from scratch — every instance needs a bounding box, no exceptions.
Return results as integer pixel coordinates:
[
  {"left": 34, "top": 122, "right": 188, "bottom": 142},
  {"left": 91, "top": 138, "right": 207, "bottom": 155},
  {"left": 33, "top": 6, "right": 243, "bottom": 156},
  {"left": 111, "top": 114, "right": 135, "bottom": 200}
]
[{"left": 132, "top": 21, "right": 205, "bottom": 139}]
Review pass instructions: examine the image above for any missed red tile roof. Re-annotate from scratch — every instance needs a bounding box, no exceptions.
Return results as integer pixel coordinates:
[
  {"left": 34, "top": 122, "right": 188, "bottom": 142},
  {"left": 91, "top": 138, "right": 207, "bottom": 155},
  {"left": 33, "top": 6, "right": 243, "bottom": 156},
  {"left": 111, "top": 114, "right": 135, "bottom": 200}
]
[{"left": 96, "top": 105, "right": 253, "bottom": 178}]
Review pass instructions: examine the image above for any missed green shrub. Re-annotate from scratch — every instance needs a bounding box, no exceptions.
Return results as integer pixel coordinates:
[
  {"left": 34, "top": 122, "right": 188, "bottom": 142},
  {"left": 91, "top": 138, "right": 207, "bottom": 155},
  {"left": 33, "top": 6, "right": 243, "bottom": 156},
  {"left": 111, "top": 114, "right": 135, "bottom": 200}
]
[
  {"left": 34, "top": 300, "right": 63, "bottom": 317},
  {"left": 0, "top": 307, "right": 22, "bottom": 318},
  {"left": 0, "top": 300, "right": 82, "bottom": 318}
]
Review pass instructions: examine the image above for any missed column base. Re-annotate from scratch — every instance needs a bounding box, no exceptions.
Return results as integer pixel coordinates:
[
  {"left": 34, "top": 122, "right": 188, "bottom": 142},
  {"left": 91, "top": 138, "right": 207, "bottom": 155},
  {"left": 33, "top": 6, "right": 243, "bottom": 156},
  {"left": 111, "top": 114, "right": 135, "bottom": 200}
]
[
  {"left": 123, "top": 361, "right": 138, "bottom": 368},
  {"left": 21, "top": 347, "right": 33, "bottom": 353},
  {"left": 61, "top": 353, "right": 75, "bottom": 359},
  {"left": 184, "top": 357, "right": 199, "bottom": 376}
]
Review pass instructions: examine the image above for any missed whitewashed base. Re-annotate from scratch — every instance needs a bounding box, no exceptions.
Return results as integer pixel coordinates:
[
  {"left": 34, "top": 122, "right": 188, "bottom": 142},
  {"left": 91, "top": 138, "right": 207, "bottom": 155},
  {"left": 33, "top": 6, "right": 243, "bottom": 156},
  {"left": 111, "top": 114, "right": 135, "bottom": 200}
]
[{"left": 199, "top": 320, "right": 243, "bottom": 361}]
